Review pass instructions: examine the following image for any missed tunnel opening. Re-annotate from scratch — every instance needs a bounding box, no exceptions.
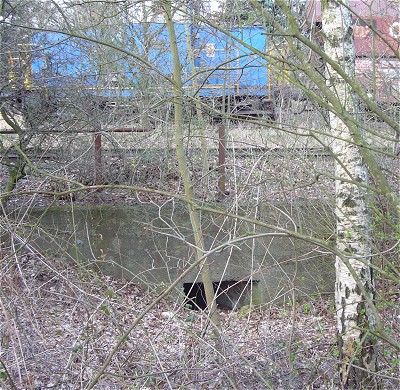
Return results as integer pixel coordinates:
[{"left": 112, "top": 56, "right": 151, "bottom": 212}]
[{"left": 183, "top": 280, "right": 259, "bottom": 310}]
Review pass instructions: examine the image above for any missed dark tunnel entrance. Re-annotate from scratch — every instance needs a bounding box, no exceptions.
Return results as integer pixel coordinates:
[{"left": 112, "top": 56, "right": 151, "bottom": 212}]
[{"left": 183, "top": 280, "right": 259, "bottom": 310}]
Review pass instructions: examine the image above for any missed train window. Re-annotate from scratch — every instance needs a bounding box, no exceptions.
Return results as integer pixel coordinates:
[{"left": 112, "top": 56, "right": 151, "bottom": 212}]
[
  {"left": 152, "top": 39, "right": 167, "bottom": 50},
  {"left": 110, "top": 74, "right": 119, "bottom": 88},
  {"left": 389, "top": 22, "right": 400, "bottom": 39},
  {"left": 205, "top": 43, "right": 215, "bottom": 58},
  {"left": 103, "top": 73, "right": 120, "bottom": 88},
  {"left": 353, "top": 18, "right": 376, "bottom": 39}
]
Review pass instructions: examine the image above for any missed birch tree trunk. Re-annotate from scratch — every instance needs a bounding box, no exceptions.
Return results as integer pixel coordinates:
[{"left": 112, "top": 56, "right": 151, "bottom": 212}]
[{"left": 322, "top": 1, "right": 377, "bottom": 387}]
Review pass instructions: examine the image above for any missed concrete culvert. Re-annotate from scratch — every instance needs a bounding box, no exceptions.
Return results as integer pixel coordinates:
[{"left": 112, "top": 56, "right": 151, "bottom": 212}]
[{"left": 183, "top": 280, "right": 259, "bottom": 310}]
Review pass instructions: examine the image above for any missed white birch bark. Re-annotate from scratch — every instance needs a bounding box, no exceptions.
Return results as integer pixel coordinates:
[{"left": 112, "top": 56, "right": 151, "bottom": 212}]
[{"left": 322, "top": 0, "right": 377, "bottom": 387}]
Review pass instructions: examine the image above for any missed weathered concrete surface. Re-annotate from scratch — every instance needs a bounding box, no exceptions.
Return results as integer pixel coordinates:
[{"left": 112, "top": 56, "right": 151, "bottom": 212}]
[{"left": 26, "top": 203, "right": 335, "bottom": 308}]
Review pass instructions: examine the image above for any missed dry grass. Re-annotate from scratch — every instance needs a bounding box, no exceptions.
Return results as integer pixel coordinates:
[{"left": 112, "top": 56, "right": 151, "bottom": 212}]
[{"left": 0, "top": 241, "right": 399, "bottom": 389}]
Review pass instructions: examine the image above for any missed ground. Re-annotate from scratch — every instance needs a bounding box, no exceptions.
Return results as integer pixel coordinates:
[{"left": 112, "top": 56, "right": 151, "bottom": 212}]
[
  {"left": 1, "top": 125, "right": 399, "bottom": 389},
  {"left": 1, "top": 248, "right": 336, "bottom": 389},
  {"left": 1, "top": 245, "right": 399, "bottom": 389}
]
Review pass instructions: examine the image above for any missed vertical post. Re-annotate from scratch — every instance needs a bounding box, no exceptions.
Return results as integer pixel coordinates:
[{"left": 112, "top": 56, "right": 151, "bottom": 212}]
[
  {"left": 218, "top": 123, "right": 226, "bottom": 198},
  {"left": 94, "top": 132, "right": 102, "bottom": 185}
]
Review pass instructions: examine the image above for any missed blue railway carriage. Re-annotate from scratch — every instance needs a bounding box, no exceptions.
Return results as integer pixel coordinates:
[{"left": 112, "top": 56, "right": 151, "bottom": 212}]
[
  {"left": 26, "top": 22, "right": 273, "bottom": 120},
  {"left": 29, "top": 32, "right": 105, "bottom": 112},
  {"left": 29, "top": 24, "right": 188, "bottom": 112},
  {"left": 192, "top": 25, "right": 274, "bottom": 119}
]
